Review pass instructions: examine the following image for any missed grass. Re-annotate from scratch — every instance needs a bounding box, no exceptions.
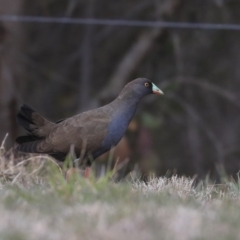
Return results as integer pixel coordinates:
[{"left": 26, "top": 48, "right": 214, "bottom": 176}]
[{"left": 1, "top": 150, "right": 240, "bottom": 239}]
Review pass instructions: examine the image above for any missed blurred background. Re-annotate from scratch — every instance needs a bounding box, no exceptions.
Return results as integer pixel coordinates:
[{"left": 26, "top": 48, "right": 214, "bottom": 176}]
[{"left": 1, "top": 0, "right": 240, "bottom": 181}]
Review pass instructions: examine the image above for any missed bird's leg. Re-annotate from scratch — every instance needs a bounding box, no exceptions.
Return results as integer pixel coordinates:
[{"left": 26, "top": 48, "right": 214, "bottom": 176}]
[
  {"left": 65, "top": 157, "right": 81, "bottom": 181},
  {"left": 65, "top": 167, "right": 90, "bottom": 180},
  {"left": 83, "top": 156, "right": 94, "bottom": 178},
  {"left": 84, "top": 167, "right": 91, "bottom": 178},
  {"left": 65, "top": 158, "right": 92, "bottom": 181},
  {"left": 65, "top": 167, "right": 77, "bottom": 181},
  {"left": 66, "top": 167, "right": 91, "bottom": 180}
]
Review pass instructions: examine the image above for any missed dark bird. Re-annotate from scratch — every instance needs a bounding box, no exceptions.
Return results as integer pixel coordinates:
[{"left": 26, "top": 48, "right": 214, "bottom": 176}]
[{"left": 16, "top": 78, "right": 163, "bottom": 169}]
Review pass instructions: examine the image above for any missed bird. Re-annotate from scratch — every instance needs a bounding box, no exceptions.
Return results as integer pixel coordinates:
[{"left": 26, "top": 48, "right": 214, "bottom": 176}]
[{"left": 15, "top": 78, "right": 163, "bottom": 173}]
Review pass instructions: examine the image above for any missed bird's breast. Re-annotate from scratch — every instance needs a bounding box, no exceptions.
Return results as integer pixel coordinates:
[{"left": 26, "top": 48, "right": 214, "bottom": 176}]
[
  {"left": 91, "top": 120, "right": 127, "bottom": 159},
  {"left": 101, "top": 108, "right": 135, "bottom": 150}
]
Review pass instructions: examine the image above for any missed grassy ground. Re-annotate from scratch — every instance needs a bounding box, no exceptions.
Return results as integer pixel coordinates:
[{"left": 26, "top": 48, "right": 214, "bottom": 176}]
[{"left": 0, "top": 153, "right": 240, "bottom": 239}]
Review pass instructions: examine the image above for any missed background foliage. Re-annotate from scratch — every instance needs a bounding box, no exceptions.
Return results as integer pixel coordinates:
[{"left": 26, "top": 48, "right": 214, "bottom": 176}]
[{"left": 1, "top": 0, "right": 240, "bottom": 180}]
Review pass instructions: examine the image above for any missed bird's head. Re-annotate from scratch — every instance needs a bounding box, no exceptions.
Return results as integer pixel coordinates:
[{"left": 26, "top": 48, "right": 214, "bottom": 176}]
[{"left": 119, "top": 78, "right": 164, "bottom": 99}]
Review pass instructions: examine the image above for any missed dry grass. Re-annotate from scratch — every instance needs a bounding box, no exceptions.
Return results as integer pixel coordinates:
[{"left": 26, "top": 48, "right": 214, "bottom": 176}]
[{"left": 0, "top": 148, "right": 240, "bottom": 239}]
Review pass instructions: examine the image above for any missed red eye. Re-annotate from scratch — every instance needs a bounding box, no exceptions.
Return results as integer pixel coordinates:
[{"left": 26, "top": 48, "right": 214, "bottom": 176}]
[{"left": 144, "top": 82, "right": 149, "bottom": 87}]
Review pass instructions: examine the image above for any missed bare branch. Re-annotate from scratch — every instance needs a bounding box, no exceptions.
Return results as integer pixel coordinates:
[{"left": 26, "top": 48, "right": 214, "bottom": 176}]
[{"left": 98, "top": 0, "right": 184, "bottom": 99}]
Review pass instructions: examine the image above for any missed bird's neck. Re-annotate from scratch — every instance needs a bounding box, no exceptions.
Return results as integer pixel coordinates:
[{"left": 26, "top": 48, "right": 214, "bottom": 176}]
[
  {"left": 114, "top": 94, "right": 139, "bottom": 118},
  {"left": 107, "top": 95, "right": 140, "bottom": 137}
]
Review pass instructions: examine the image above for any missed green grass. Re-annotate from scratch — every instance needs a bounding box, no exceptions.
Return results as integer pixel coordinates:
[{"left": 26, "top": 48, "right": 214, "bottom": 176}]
[{"left": 0, "top": 154, "right": 240, "bottom": 239}]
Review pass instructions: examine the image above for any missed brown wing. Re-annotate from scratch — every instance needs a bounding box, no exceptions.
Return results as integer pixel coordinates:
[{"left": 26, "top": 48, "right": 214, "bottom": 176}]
[{"left": 36, "top": 110, "right": 111, "bottom": 155}]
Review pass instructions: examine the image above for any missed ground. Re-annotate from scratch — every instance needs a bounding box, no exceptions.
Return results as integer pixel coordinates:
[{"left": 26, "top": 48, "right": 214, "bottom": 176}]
[{"left": 0, "top": 153, "right": 240, "bottom": 240}]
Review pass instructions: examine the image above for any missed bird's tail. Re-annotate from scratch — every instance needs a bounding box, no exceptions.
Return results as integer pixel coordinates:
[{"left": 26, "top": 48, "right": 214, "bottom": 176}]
[{"left": 16, "top": 104, "right": 55, "bottom": 153}]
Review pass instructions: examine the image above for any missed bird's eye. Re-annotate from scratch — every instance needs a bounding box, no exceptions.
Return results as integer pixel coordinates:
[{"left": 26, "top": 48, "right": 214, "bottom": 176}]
[{"left": 144, "top": 82, "right": 149, "bottom": 87}]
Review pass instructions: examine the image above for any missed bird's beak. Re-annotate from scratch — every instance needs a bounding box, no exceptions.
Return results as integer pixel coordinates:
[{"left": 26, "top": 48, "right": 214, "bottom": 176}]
[{"left": 152, "top": 83, "right": 164, "bottom": 95}]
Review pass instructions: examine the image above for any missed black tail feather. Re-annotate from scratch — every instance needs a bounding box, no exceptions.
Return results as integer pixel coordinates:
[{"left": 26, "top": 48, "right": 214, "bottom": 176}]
[
  {"left": 16, "top": 134, "right": 42, "bottom": 144},
  {"left": 16, "top": 104, "right": 36, "bottom": 132},
  {"left": 16, "top": 140, "right": 40, "bottom": 153},
  {"left": 16, "top": 104, "right": 50, "bottom": 154}
]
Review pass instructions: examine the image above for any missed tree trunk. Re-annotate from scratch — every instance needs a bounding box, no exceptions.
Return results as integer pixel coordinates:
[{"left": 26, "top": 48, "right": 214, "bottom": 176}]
[{"left": 0, "top": 0, "right": 25, "bottom": 147}]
